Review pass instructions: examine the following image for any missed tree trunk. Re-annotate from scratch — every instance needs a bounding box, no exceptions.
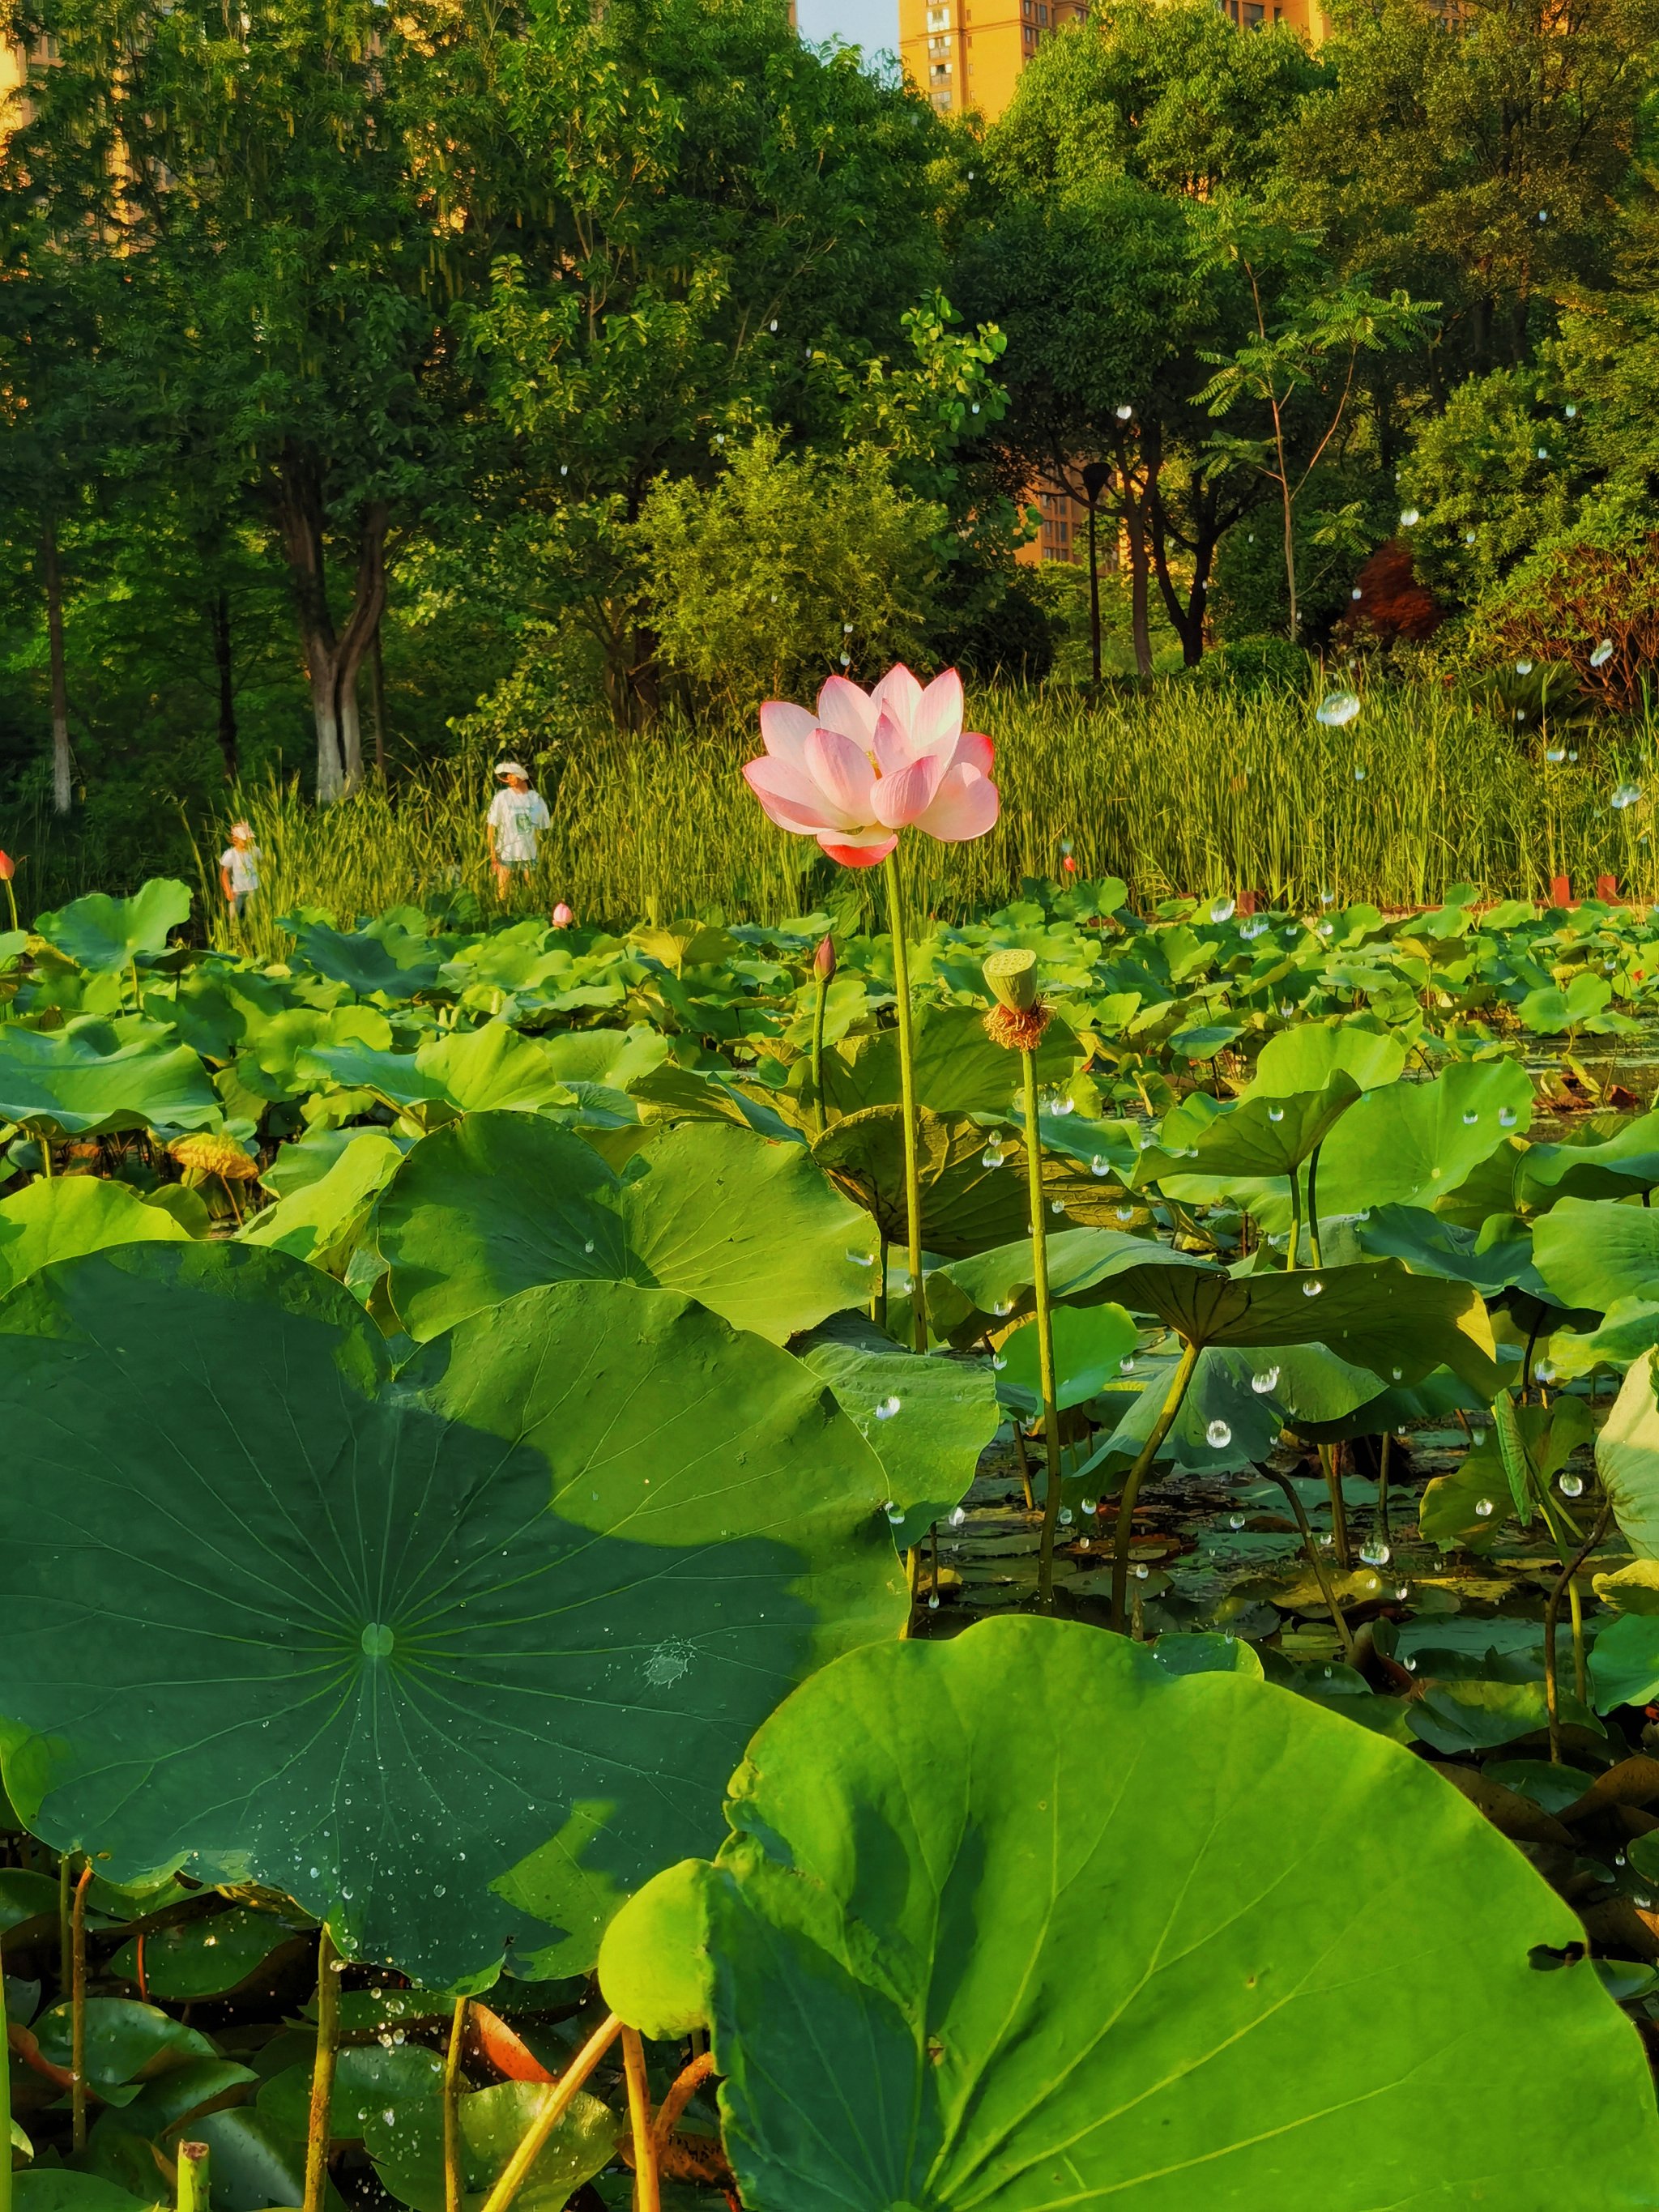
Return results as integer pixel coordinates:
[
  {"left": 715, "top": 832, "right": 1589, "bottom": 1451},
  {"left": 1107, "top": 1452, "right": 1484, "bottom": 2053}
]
[
  {"left": 1149, "top": 470, "right": 1222, "bottom": 670},
  {"left": 370, "top": 627, "right": 387, "bottom": 777},
  {"left": 271, "top": 445, "right": 388, "bottom": 803},
  {"left": 41, "top": 518, "right": 71, "bottom": 816},
  {"left": 211, "top": 588, "right": 238, "bottom": 781}
]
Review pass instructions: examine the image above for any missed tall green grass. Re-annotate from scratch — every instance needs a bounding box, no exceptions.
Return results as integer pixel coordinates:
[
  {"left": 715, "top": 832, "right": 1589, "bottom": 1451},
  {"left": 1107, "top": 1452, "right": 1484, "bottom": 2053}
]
[{"left": 220, "top": 680, "right": 1657, "bottom": 944}]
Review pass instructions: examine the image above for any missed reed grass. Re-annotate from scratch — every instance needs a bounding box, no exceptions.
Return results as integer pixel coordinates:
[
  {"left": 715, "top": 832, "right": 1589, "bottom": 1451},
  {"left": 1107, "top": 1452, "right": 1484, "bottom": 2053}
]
[{"left": 215, "top": 680, "right": 1659, "bottom": 947}]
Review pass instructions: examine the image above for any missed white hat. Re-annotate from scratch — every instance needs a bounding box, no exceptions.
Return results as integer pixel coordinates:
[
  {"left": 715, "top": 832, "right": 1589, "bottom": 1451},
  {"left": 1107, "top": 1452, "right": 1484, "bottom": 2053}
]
[
  {"left": 495, "top": 761, "right": 528, "bottom": 780},
  {"left": 230, "top": 820, "right": 254, "bottom": 837}
]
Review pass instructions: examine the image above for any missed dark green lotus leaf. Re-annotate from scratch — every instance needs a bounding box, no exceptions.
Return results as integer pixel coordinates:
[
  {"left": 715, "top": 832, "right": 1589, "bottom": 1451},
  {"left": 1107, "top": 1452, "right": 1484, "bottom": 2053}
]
[
  {"left": 33, "top": 880, "right": 193, "bottom": 974},
  {"left": 1081, "top": 1345, "right": 1284, "bottom": 1477},
  {"left": 377, "top": 1112, "right": 871, "bottom": 1345},
  {"left": 598, "top": 1618, "right": 1659, "bottom": 2210},
  {"left": 1590, "top": 1613, "right": 1659, "bottom": 1711},
  {"left": 362, "top": 2073, "right": 618, "bottom": 2212},
  {"left": 0, "top": 1244, "right": 904, "bottom": 1985},
  {"left": 812, "top": 1106, "right": 1031, "bottom": 1259},
  {"left": 796, "top": 1315, "right": 1000, "bottom": 1549},
  {"left": 1106, "top": 1255, "right": 1502, "bottom": 1392},
  {"left": 1356, "top": 1202, "right": 1546, "bottom": 1298},
  {"left": 1518, "top": 1113, "right": 1659, "bottom": 1208},
  {"left": 1150, "top": 1072, "right": 1360, "bottom": 1182},
  {"left": 301, "top": 1021, "right": 578, "bottom": 1132},
  {"left": 818, "top": 1004, "right": 1077, "bottom": 1120},
  {"left": 1311, "top": 1058, "right": 1535, "bottom": 1219},
  {"left": 240, "top": 1131, "right": 406, "bottom": 1274},
  {"left": 288, "top": 917, "right": 447, "bottom": 1000},
  {"left": 1533, "top": 1196, "right": 1659, "bottom": 1311},
  {"left": 998, "top": 1299, "right": 1138, "bottom": 1413},
  {"left": 0, "top": 1178, "right": 189, "bottom": 1297},
  {"left": 33, "top": 1999, "right": 216, "bottom": 2097},
  {"left": 927, "top": 1225, "right": 1206, "bottom": 1342},
  {"left": 538, "top": 1025, "right": 668, "bottom": 1090},
  {"left": 109, "top": 1905, "right": 311, "bottom": 2001},
  {"left": 233, "top": 1004, "right": 394, "bottom": 1102},
  {"left": 0, "top": 1018, "right": 220, "bottom": 1138},
  {"left": 1420, "top": 1397, "right": 1592, "bottom": 1549},
  {"left": 15, "top": 2173, "right": 160, "bottom": 2212}
]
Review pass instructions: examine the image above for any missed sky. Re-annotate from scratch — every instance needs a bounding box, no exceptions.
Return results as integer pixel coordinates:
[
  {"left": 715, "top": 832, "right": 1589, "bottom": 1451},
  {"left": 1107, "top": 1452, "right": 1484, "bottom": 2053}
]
[{"left": 796, "top": 0, "right": 900, "bottom": 63}]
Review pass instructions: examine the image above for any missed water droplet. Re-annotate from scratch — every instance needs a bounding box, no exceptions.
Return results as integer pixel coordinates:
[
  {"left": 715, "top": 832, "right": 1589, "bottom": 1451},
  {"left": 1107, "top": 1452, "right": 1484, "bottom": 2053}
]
[
  {"left": 1252, "top": 1366, "right": 1279, "bottom": 1393},
  {"left": 1050, "top": 1200, "right": 1066, "bottom": 1214},
  {"left": 1359, "top": 1537, "right": 1392, "bottom": 1566},
  {"left": 1400, "top": 508, "right": 1420, "bottom": 526},
  {"left": 1391, "top": 1366, "right": 1402, "bottom": 1381},
  {"left": 1081, "top": 1498, "right": 1096, "bottom": 1514},
  {"left": 1614, "top": 783, "right": 1644, "bottom": 810},
  {"left": 1206, "top": 1419, "right": 1232, "bottom": 1448},
  {"left": 993, "top": 1298, "right": 1014, "bottom": 1316},
  {"left": 1229, "top": 1512, "right": 1247, "bottom": 1531},
  {"left": 847, "top": 1247, "right": 876, "bottom": 1266},
  {"left": 991, "top": 1353, "right": 1007, "bottom": 1370},
  {"left": 1120, "top": 1356, "right": 1137, "bottom": 1375},
  {"left": 1474, "top": 1496, "right": 1496, "bottom": 1518},
  {"left": 1115, "top": 1204, "right": 1133, "bottom": 1221},
  {"left": 1499, "top": 1105, "right": 1518, "bottom": 1127},
  {"left": 1209, "top": 897, "right": 1236, "bottom": 923},
  {"left": 1461, "top": 1109, "right": 1478, "bottom": 1126},
  {"left": 382, "top": 2110, "right": 396, "bottom": 2127},
  {"left": 1134, "top": 1564, "right": 1149, "bottom": 1579},
  {"left": 981, "top": 1144, "right": 1002, "bottom": 1169},
  {"left": 1546, "top": 746, "right": 1566, "bottom": 763},
  {"left": 875, "top": 1395, "right": 902, "bottom": 1421},
  {"left": 1472, "top": 1428, "right": 1487, "bottom": 1447},
  {"left": 1316, "top": 692, "right": 1361, "bottom": 728},
  {"left": 1090, "top": 1154, "right": 1111, "bottom": 1176},
  {"left": 1302, "top": 1279, "right": 1324, "bottom": 1298},
  {"left": 883, "top": 1500, "right": 903, "bottom": 1523},
  {"left": 1559, "top": 1471, "right": 1584, "bottom": 1498},
  {"left": 1058, "top": 1507, "right": 1073, "bottom": 1527},
  {"left": 927, "top": 1592, "right": 940, "bottom": 1610},
  {"left": 1115, "top": 403, "right": 1132, "bottom": 420},
  {"left": 583, "top": 1238, "right": 595, "bottom": 1255}
]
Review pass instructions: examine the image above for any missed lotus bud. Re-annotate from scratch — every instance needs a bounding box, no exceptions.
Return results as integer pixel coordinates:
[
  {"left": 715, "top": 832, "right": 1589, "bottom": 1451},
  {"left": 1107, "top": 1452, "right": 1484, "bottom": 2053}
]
[
  {"left": 552, "top": 901, "right": 574, "bottom": 928},
  {"left": 982, "top": 948, "right": 1050, "bottom": 1051},
  {"left": 0, "top": 851, "right": 12, "bottom": 880},
  {"left": 815, "top": 932, "right": 836, "bottom": 979}
]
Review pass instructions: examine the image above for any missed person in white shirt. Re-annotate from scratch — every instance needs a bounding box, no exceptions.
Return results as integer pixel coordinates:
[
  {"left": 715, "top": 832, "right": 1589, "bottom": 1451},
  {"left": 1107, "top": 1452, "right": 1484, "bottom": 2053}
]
[
  {"left": 486, "top": 761, "right": 552, "bottom": 899},
  {"left": 219, "top": 821, "right": 262, "bottom": 921}
]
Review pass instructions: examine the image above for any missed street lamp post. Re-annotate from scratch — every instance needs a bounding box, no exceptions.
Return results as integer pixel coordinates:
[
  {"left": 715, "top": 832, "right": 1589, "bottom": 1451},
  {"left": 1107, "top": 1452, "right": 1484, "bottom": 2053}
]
[{"left": 1081, "top": 461, "right": 1113, "bottom": 686}]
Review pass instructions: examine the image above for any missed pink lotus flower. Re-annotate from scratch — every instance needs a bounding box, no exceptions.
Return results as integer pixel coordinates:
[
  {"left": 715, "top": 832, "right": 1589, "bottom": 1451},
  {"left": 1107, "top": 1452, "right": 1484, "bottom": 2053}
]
[
  {"left": 551, "top": 901, "right": 574, "bottom": 928},
  {"left": 743, "top": 664, "right": 999, "bottom": 868}
]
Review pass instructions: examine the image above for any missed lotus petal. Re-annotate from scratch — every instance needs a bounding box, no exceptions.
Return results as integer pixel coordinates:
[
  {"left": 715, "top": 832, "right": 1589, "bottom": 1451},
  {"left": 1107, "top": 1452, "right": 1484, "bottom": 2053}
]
[
  {"left": 815, "top": 675, "right": 878, "bottom": 746},
  {"left": 757, "top": 699, "right": 818, "bottom": 769},
  {"left": 915, "top": 763, "right": 1000, "bottom": 844}
]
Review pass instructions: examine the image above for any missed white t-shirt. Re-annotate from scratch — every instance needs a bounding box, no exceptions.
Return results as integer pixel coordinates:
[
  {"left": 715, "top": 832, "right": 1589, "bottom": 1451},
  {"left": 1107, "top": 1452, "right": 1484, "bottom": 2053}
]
[
  {"left": 488, "top": 786, "right": 551, "bottom": 864},
  {"left": 220, "top": 842, "right": 261, "bottom": 895}
]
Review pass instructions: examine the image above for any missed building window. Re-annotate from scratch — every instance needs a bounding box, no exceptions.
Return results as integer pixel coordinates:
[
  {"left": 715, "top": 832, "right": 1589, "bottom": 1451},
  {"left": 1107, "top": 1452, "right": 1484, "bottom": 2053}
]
[
  {"left": 931, "top": 87, "right": 952, "bottom": 105},
  {"left": 931, "top": 58, "right": 949, "bottom": 76}
]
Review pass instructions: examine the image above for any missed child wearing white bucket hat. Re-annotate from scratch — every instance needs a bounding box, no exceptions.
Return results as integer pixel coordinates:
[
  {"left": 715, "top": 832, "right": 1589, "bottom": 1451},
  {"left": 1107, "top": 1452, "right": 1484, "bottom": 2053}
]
[
  {"left": 486, "top": 761, "right": 551, "bottom": 899},
  {"left": 219, "top": 820, "right": 262, "bottom": 921}
]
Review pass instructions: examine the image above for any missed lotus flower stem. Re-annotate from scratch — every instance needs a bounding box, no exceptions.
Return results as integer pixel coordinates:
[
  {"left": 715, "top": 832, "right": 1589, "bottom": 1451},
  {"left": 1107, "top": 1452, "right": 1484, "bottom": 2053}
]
[
  {"left": 1018, "top": 1044, "right": 1065, "bottom": 1606},
  {"left": 176, "top": 2141, "right": 211, "bottom": 2212},
  {"left": 1110, "top": 1338, "right": 1201, "bottom": 1634},
  {"left": 477, "top": 2014, "right": 622, "bottom": 2212},
  {"left": 442, "top": 1995, "right": 468, "bottom": 2212},
  {"left": 881, "top": 854, "right": 927, "bottom": 1353},
  {"left": 622, "top": 2026, "right": 661, "bottom": 2212},
  {"left": 302, "top": 1926, "right": 341, "bottom": 2212},
  {"left": 70, "top": 1862, "right": 92, "bottom": 2151},
  {"left": 1545, "top": 1502, "right": 1612, "bottom": 1762},
  {"left": 1259, "top": 1468, "right": 1356, "bottom": 1660}
]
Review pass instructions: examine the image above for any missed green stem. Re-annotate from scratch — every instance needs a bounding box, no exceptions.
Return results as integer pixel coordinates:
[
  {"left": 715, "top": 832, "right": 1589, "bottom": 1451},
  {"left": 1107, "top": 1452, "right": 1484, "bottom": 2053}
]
[
  {"left": 881, "top": 852, "right": 926, "bottom": 1353},
  {"left": 1320, "top": 1441, "right": 1351, "bottom": 1570},
  {"left": 303, "top": 1926, "right": 341, "bottom": 2212},
  {"left": 1022, "top": 1046, "right": 1064, "bottom": 1609},
  {"left": 70, "top": 1865, "right": 91, "bottom": 2154},
  {"left": 1305, "top": 1141, "right": 1324, "bottom": 1269},
  {"left": 1286, "top": 1166, "right": 1301, "bottom": 1270},
  {"left": 810, "top": 961, "right": 830, "bottom": 1137},
  {"left": 1259, "top": 1466, "right": 1356, "bottom": 1660},
  {"left": 176, "top": 2142, "right": 210, "bottom": 2212},
  {"left": 1376, "top": 1428, "right": 1392, "bottom": 1546},
  {"left": 1546, "top": 1502, "right": 1612, "bottom": 1762},
  {"left": 442, "top": 1997, "right": 468, "bottom": 2212},
  {"left": 1110, "top": 1339, "right": 1201, "bottom": 1633},
  {"left": 0, "top": 1986, "right": 11, "bottom": 2212},
  {"left": 1, "top": 876, "right": 16, "bottom": 934}
]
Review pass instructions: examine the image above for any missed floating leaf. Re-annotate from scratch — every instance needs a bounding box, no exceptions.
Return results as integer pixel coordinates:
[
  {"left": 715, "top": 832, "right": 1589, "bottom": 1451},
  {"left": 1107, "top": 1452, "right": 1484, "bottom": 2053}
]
[
  {"left": 0, "top": 1178, "right": 188, "bottom": 1298},
  {"left": 33, "top": 881, "right": 193, "bottom": 973}
]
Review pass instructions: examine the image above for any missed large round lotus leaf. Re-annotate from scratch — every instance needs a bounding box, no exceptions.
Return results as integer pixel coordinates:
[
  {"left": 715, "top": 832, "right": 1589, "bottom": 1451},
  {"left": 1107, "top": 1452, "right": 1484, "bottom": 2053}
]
[
  {"left": 1533, "top": 1195, "right": 1659, "bottom": 1311},
  {"left": 928, "top": 1226, "right": 1206, "bottom": 1343},
  {"left": 1251, "top": 1021, "right": 1406, "bottom": 1096},
  {"left": 33, "top": 880, "right": 193, "bottom": 972},
  {"left": 1356, "top": 1202, "right": 1546, "bottom": 1298},
  {"left": 1152, "top": 1072, "right": 1359, "bottom": 1179},
  {"left": 818, "top": 1005, "right": 1076, "bottom": 1120},
  {"left": 301, "top": 1022, "right": 577, "bottom": 1130},
  {"left": 377, "top": 1113, "right": 872, "bottom": 1345},
  {"left": 1519, "top": 1112, "right": 1659, "bottom": 1208},
  {"left": 0, "top": 1177, "right": 189, "bottom": 1296},
  {"left": 1599, "top": 1349, "right": 1659, "bottom": 1558},
  {"left": 813, "top": 1106, "right": 1031, "bottom": 1258},
  {"left": 0, "top": 1018, "right": 220, "bottom": 1136},
  {"left": 0, "top": 1244, "right": 905, "bottom": 1987},
  {"left": 598, "top": 1617, "right": 1659, "bottom": 2210},
  {"left": 1315, "top": 1058, "right": 1535, "bottom": 1217},
  {"left": 240, "top": 1131, "right": 405, "bottom": 1274},
  {"left": 288, "top": 916, "right": 447, "bottom": 999}
]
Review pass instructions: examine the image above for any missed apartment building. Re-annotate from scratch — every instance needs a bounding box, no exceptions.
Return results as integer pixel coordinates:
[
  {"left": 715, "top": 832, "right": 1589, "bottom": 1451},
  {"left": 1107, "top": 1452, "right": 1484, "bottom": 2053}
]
[{"left": 899, "top": 0, "right": 1090, "bottom": 119}]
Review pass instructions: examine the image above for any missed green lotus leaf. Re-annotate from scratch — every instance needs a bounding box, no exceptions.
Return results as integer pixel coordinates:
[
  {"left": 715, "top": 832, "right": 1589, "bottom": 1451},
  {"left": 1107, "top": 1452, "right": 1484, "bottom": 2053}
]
[
  {"left": 15, "top": 2175, "right": 160, "bottom": 2212},
  {"left": 538, "top": 1025, "right": 669, "bottom": 1089},
  {"left": 1251, "top": 1021, "right": 1408, "bottom": 1095},
  {"left": 1313, "top": 1058, "right": 1535, "bottom": 1217},
  {"left": 1081, "top": 1345, "right": 1285, "bottom": 1477},
  {"left": 239, "top": 1130, "right": 405, "bottom": 1274},
  {"left": 1104, "top": 1256, "right": 1502, "bottom": 1392},
  {"left": 1518, "top": 1112, "right": 1659, "bottom": 1208},
  {"left": 812, "top": 1106, "right": 1032, "bottom": 1259},
  {"left": 363, "top": 2074, "right": 619, "bottom": 2212},
  {"left": 1533, "top": 1196, "right": 1659, "bottom": 1311},
  {"left": 1591, "top": 1561, "right": 1659, "bottom": 1617},
  {"left": 1354, "top": 1202, "right": 1543, "bottom": 1298},
  {"left": 1407, "top": 1675, "right": 1601, "bottom": 1754},
  {"left": 1545, "top": 1299, "right": 1659, "bottom": 1379},
  {"left": 818, "top": 1004, "right": 1075, "bottom": 1120},
  {"left": 256, "top": 2042, "right": 444, "bottom": 2142},
  {"left": 0, "top": 1244, "right": 904, "bottom": 1984},
  {"left": 0, "top": 1178, "right": 189, "bottom": 1296},
  {"left": 107, "top": 2056, "right": 260, "bottom": 2140},
  {"left": 109, "top": 1905, "right": 311, "bottom": 2001},
  {"left": 300, "top": 1021, "right": 578, "bottom": 1132},
  {"left": 1590, "top": 1613, "right": 1659, "bottom": 1711},
  {"left": 1419, "top": 1397, "right": 1591, "bottom": 1549},
  {"left": 377, "top": 1113, "right": 870, "bottom": 1345},
  {"left": 32, "top": 1999, "right": 216, "bottom": 2095},
  {"left": 1598, "top": 1350, "right": 1659, "bottom": 1558},
  {"left": 598, "top": 1618, "right": 1659, "bottom": 2210},
  {"left": 288, "top": 916, "right": 447, "bottom": 999},
  {"left": 998, "top": 1299, "right": 1139, "bottom": 1413},
  {"left": 233, "top": 1005, "right": 394, "bottom": 1102},
  {"left": 0, "top": 1019, "right": 220, "bottom": 1139},
  {"left": 1154, "top": 1072, "right": 1360, "bottom": 1180},
  {"left": 33, "top": 880, "right": 193, "bottom": 974},
  {"left": 927, "top": 1226, "right": 1206, "bottom": 1343},
  {"left": 795, "top": 1315, "right": 1000, "bottom": 1551}
]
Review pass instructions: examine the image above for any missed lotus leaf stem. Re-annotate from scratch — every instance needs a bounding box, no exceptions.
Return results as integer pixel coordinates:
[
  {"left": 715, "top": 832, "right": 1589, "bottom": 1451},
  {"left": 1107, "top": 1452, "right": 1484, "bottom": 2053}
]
[
  {"left": 56, "top": 1855, "right": 69, "bottom": 1996},
  {"left": 1305, "top": 1142, "right": 1324, "bottom": 1268},
  {"left": 1376, "top": 1429, "right": 1392, "bottom": 1545},
  {"left": 442, "top": 1994, "right": 468, "bottom": 2212},
  {"left": 651, "top": 2051, "right": 715, "bottom": 2155},
  {"left": 810, "top": 946, "right": 831, "bottom": 1137},
  {"left": 1285, "top": 1166, "right": 1300, "bottom": 1270},
  {"left": 1110, "top": 1338, "right": 1201, "bottom": 1634},
  {"left": 476, "top": 2013, "right": 622, "bottom": 2212},
  {"left": 1320, "top": 1442, "right": 1351, "bottom": 1568},
  {"left": 880, "top": 853, "right": 927, "bottom": 1353},
  {"left": 1020, "top": 1047, "right": 1065, "bottom": 1608},
  {"left": 622, "top": 2026, "right": 661, "bottom": 2212},
  {"left": 176, "top": 2141, "right": 210, "bottom": 2212},
  {"left": 1259, "top": 1467, "right": 1356, "bottom": 1660},
  {"left": 1545, "top": 1501, "right": 1613, "bottom": 1763},
  {"left": 70, "top": 1863, "right": 92, "bottom": 2152},
  {"left": 1009, "top": 1418, "right": 1035, "bottom": 1515},
  {"left": 302, "top": 1925, "right": 341, "bottom": 2212}
]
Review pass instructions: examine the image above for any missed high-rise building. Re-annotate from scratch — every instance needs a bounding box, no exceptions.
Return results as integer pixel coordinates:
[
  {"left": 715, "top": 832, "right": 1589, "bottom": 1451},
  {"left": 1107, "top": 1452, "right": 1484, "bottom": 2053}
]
[{"left": 898, "top": 0, "right": 1090, "bottom": 121}]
